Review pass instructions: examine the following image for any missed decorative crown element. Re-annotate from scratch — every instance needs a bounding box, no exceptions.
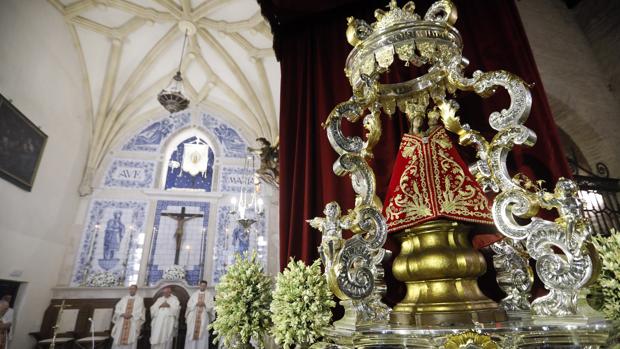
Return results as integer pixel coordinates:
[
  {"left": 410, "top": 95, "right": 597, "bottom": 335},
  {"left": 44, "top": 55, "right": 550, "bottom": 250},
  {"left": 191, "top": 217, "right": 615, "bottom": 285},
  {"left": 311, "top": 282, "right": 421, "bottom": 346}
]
[{"left": 345, "top": 0, "right": 461, "bottom": 95}]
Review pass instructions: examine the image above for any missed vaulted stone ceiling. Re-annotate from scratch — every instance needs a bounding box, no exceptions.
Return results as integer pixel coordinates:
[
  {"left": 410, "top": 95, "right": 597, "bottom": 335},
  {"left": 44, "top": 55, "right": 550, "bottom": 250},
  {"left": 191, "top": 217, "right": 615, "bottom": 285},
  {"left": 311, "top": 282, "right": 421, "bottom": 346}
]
[{"left": 48, "top": 0, "right": 279, "bottom": 194}]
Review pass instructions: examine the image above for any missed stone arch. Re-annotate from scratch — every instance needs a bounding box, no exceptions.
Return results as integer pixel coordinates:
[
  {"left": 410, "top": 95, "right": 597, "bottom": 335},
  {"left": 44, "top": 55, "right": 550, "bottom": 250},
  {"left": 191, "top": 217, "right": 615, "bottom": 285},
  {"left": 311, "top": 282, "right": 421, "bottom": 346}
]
[
  {"left": 118, "top": 112, "right": 193, "bottom": 153},
  {"left": 115, "top": 109, "right": 251, "bottom": 158},
  {"left": 160, "top": 126, "right": 222, "bottom": 160},
  {"left": 95, "top": 109, "right": 255, "bottom": 189}
]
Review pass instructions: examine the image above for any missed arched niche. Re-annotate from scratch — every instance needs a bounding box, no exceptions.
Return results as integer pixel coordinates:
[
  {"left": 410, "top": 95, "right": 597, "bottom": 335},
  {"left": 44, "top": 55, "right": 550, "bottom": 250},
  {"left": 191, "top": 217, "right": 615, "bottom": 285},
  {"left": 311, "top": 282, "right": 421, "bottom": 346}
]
[
  {"left": 158, "top": 127, "right": 219, "bottom": 191},
  {"left": 95, "top": 110, "right": 253, "bottom": 191}
]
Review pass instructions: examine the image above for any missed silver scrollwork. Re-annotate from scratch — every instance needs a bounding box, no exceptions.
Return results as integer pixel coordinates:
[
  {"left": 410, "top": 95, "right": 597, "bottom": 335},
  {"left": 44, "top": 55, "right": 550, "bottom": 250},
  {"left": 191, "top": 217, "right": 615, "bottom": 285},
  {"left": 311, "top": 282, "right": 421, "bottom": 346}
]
[
  {"left": 311, "top": 92, "right": 390, "bottom": 327},
  {"left": 491, "top": 239, "right": 533, "bottom": 312},
  {"left": 442, "top": 57, "right": 596, "bottom": 316},
  {"left": 325, "top": 100, "right": 365, "bottom": 155}
]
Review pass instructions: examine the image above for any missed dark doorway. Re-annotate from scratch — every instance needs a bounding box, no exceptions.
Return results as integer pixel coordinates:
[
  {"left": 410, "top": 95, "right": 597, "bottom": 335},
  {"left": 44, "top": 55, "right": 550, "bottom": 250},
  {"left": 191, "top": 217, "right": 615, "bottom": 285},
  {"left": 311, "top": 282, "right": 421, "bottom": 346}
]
[{"left": 0, "top": 279, "right": 20, "bottom": 307}]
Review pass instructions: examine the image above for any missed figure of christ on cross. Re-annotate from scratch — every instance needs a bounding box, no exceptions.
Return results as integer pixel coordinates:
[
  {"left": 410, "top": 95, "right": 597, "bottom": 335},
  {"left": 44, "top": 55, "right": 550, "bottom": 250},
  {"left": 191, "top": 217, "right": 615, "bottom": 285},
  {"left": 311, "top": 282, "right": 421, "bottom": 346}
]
[{"left": 160, "top": 207, "right": 204, "bottom": 265}]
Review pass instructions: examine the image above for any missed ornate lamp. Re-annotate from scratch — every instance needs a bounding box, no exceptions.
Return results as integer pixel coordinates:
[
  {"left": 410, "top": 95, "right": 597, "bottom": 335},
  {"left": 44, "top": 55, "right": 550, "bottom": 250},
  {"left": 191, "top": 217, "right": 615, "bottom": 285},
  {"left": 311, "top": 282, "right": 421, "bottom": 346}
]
[{"left": 158, "top": 29, "right": 190, "bottom": 114}]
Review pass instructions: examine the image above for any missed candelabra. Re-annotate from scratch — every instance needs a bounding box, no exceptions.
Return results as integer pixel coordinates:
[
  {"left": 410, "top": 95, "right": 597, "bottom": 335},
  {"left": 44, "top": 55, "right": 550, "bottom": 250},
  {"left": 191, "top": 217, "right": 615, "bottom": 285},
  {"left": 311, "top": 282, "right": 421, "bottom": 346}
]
[{"left": 229, "top": 155, "right": 265, "bottom": 234}]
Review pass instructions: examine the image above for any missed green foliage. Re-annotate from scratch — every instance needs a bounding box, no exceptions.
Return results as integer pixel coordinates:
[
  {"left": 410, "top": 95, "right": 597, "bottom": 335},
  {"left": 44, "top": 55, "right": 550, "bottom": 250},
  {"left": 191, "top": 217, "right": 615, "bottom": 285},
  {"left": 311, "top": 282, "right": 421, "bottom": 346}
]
[
  {"left": 590, "top": 229, "right": 620, "bottom": 320},
  {"left": 211, "top": 252, "right": 273, "bottom": 348},
  {"left": 270, "top": 259, "right": 336, "bottom": 348}
]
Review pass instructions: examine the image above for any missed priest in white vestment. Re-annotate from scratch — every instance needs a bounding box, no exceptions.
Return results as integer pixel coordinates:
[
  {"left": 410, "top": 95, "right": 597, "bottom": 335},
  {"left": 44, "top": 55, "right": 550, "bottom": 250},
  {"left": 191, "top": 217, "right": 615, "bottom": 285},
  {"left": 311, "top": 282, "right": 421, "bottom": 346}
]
[
  {"left": 111, "top": 285, "right": 145, "bottom": 349},
  {"left": 185, "top": 280, "right": 214, "bottom": 349},
  {"left": 0, "top": 300, "right": 13, "bottom": 349},
  {"left": 150, "top": 286, "right": 180, "bottom": 349}
]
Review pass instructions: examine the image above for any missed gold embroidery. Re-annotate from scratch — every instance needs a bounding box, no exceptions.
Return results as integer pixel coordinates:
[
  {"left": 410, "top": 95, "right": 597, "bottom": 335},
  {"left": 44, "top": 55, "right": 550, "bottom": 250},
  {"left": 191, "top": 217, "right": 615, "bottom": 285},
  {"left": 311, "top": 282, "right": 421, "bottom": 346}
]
[
  {"left": 385, "top": 135, "right": 433, "bottom": 228},
  {"left": 384, "top": 128, "right": 493, "bottom": 232},
  {"left": 430, "top": 129, "right": 491, "bottom": 219},
  {"left": 193, "top": 293, "right": 205, "bottom": 340},
  {"left": 120, "top": 298, "right": 135, "bottom": 345}
]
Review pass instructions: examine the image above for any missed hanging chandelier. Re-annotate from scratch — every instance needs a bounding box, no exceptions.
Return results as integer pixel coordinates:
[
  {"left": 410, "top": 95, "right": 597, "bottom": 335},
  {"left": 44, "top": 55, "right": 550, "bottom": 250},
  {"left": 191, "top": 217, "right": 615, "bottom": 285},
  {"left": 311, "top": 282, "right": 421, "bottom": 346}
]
[
  {"left": 158, "top": 29, "right": 190, "bottom": 114},
  {"left": 230, "top": 155, "right": 264, "bottom": 232}
]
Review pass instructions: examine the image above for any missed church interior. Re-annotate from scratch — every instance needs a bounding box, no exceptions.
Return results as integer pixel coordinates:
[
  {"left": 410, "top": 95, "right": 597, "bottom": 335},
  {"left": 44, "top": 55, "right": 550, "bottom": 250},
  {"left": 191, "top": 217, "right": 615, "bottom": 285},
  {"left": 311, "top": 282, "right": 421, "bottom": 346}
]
[{"left": 0, "top": 0, "right": 619, "bottom": 348}]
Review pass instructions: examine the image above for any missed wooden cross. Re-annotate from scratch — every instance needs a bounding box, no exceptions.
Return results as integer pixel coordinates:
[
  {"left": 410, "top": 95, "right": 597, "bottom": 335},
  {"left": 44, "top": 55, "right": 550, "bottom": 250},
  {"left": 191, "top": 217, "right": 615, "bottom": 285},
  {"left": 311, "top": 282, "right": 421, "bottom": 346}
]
[{"left": 161, "top": 207, "right": 204, "bottom": 265}]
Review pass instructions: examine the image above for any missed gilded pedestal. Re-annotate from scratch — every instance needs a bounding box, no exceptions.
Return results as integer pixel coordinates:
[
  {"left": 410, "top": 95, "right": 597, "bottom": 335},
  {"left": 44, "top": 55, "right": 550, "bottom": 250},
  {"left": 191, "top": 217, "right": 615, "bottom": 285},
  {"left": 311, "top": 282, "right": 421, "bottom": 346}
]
[{"left": 391, "top": 220, "right": 506, "bottom": 326}]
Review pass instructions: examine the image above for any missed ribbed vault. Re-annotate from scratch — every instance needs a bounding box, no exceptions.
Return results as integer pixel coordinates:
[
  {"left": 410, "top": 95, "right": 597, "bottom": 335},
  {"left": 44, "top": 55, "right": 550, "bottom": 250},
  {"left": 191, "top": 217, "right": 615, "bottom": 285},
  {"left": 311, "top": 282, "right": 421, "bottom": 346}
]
[{"left": 48, "top": 0, "right": 279, "bottom": 194}]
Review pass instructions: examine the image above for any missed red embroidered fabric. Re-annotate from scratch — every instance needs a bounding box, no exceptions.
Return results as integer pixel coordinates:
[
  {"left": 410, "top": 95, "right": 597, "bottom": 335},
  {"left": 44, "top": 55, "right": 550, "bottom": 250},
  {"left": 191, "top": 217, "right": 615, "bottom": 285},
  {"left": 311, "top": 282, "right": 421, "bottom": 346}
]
[{"left": 383, "top": 128, "right": 494, "bottom": 233}]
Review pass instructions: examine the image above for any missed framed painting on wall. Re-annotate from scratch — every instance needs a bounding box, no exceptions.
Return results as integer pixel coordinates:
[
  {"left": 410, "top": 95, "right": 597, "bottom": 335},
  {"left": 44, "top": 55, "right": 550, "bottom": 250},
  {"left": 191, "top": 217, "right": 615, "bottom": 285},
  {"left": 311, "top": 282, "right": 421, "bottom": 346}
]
[{"left": 0, "top": 93, "right": 47, "bottom": 191}]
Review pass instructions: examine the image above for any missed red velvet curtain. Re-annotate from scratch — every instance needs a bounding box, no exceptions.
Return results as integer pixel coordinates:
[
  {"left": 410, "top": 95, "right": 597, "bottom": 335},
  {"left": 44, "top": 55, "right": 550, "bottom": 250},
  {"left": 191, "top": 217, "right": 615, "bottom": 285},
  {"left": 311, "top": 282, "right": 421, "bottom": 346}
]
[{"left": 260, "top": 0, "right": 571, "bottom": 302}]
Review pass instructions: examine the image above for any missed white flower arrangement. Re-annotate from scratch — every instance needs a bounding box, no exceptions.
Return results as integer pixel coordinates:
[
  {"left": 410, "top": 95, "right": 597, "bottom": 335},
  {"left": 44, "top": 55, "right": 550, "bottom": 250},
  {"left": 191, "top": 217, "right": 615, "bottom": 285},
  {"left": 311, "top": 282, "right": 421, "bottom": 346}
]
[
  {"left": 162, "top": 264, "right": 186, "bottom": 281},
  {"left": 590, "top": 228, "right": 620, "bottom": 320},
  {"left": 271, "top": 259, "right": 335, "bottom": 348},
  {"left": 85, "top": 271, "right": 118, "bottom": 287},
  {"left": 211, "top": 252, "right": 272, "bottom": 349}
]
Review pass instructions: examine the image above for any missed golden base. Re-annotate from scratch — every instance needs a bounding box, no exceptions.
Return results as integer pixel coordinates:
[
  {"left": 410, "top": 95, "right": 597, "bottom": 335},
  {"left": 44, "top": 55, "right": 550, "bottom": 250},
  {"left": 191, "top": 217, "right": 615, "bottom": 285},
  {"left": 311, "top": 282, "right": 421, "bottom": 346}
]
[
  {"left": 391, "top": 220, "right": 506, "bottom": 326},
  {"left": 390, "top": 304, "right": 506, "bottom": 326}
]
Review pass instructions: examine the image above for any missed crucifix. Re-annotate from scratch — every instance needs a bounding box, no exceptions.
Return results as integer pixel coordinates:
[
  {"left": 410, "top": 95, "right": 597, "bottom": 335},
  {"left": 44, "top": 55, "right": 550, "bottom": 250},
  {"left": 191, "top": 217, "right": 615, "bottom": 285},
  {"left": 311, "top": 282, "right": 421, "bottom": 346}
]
[{"left": 161, "top": 207, "right": 204, "bottom": 265}]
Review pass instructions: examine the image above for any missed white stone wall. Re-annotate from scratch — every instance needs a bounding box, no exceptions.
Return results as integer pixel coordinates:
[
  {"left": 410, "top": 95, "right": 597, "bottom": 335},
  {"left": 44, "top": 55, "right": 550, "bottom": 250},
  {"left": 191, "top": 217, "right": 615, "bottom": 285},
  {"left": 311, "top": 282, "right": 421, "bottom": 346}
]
[
  {"left": 517, "top": 0, "right": 620, "bottom": 176},
  {"left": 0, "top": 1, "right": 90, "bottom": 348}
]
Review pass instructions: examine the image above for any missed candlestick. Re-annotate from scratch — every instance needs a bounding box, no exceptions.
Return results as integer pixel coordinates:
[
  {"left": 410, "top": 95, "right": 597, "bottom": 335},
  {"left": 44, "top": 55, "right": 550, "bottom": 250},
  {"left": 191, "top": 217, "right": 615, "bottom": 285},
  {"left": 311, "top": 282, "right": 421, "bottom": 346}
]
[{"left": 185, "top": 244, "right": 191, "bottom": 267}]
